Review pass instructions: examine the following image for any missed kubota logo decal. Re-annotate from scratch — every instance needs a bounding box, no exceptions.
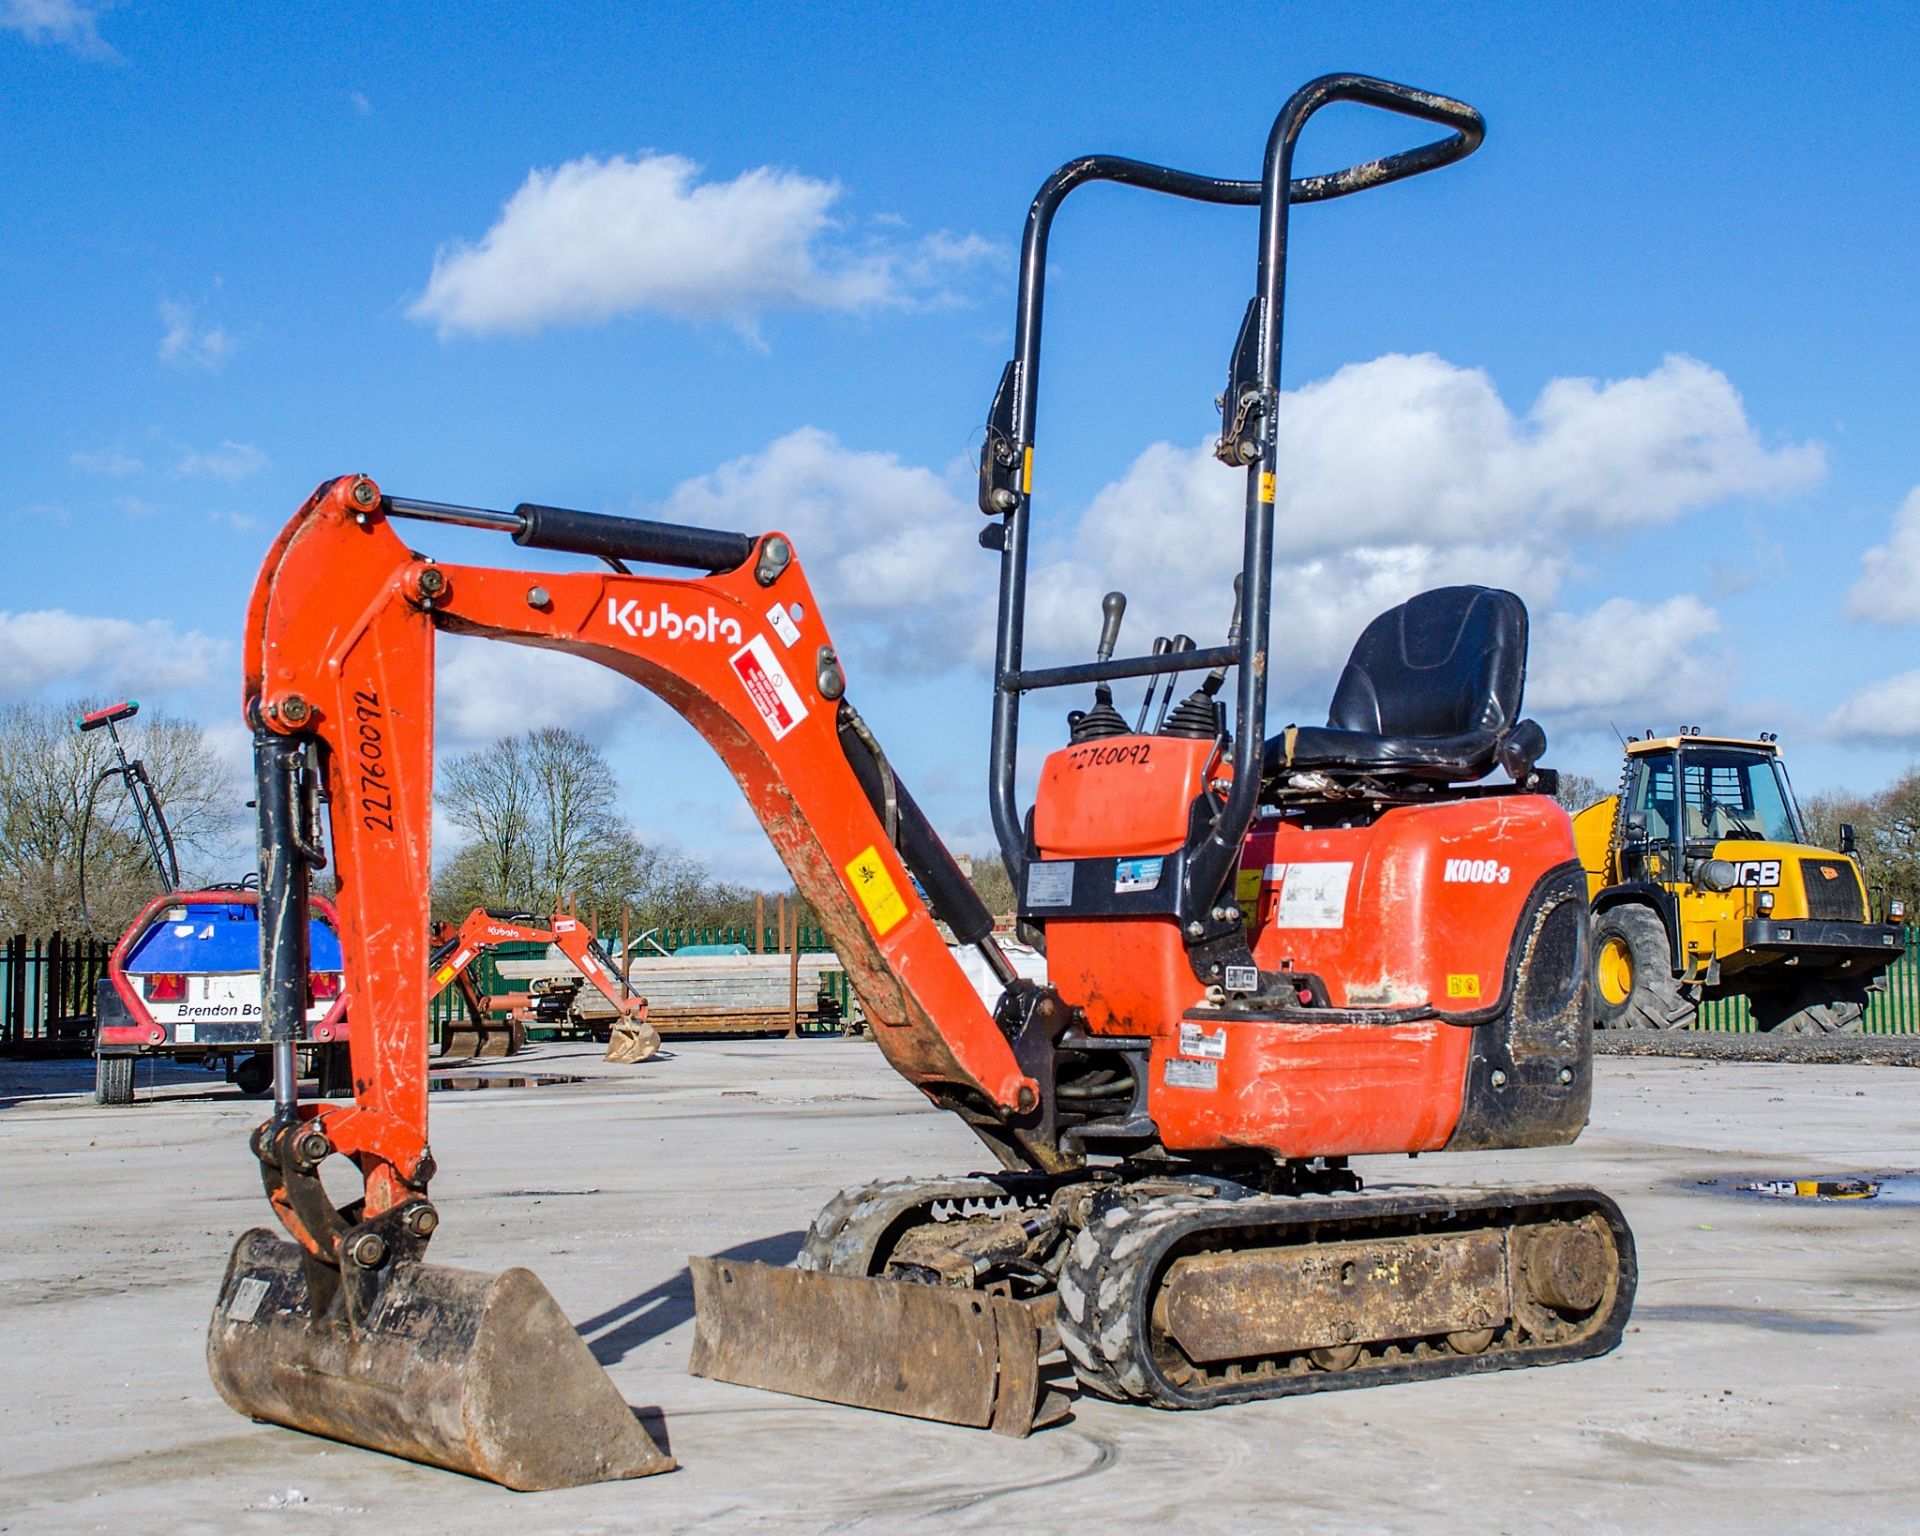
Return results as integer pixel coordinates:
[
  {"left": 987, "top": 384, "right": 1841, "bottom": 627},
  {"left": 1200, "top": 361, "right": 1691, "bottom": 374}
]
[{"left": 606, "top": 599, "right": 743, "bottom": 645}]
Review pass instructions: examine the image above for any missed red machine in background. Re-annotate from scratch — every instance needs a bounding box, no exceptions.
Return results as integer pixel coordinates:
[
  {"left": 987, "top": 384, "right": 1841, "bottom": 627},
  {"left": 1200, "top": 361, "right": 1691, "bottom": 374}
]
[
  {"left": 78, "top": 700, "right": 351, "bottom": 1104},
  {"left": 203, "top": 74, "right": 1634, "bottom": 1492},
  {"left": 429, "top": 907, "right": 655, "bottom": 1058}
]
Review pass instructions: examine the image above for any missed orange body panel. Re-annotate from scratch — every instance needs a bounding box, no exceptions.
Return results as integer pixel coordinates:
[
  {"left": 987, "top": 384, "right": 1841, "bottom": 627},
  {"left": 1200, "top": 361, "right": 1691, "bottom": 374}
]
[
  {"left": 1029, "top": 732, "right": 1578, "bottom": 1157},
  {"left": 1241, "top": 797, "right": 1569, "bottom": 1011},
  {"left": 1149, "top": 1020, "right": 1473, "bottom": 1157},
  {"left": 1046, "top": 920, "right": 1204, "bottom": 1036},
  {"left": 1033, "top": 736, "right": 1218, "bottom": 856}
]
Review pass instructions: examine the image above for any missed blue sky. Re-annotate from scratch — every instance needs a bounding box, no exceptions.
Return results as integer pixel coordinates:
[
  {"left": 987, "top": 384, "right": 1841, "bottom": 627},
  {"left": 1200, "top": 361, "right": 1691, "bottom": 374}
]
[{"left": 4, "top": 2, "right": 1920, "bottom": 885}]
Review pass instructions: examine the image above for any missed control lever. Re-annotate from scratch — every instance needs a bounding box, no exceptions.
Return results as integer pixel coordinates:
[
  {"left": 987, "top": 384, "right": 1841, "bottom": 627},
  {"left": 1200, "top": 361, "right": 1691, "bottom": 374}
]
[
  {"left": 1067, "top": 592, "right": 1129, "bottom": 742},
  {"left": 1135, "top": 636, "right": 1172, "bottom": 731},
  {"left": 1095, "top": 590, "right": 1127, "bottom": 665},
  {"left": 1200, "top": 574, "right": 1244, "bottom": 697},
  {"left": 1153, "top": 635, "right": 1196, "bottom": 732}
]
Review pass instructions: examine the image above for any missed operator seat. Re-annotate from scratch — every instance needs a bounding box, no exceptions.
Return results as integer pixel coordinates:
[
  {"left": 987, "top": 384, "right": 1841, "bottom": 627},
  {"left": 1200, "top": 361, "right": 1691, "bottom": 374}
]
[{"left": 1263, "top": 585, "right": 1545, "bottom": 786}]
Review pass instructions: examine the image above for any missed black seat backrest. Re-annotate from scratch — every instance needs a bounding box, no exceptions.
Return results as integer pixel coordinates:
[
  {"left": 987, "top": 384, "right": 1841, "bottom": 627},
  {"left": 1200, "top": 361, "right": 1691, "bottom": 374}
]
[{"left": 1324, "top": 586, "right": 1527, "bottom": 740}]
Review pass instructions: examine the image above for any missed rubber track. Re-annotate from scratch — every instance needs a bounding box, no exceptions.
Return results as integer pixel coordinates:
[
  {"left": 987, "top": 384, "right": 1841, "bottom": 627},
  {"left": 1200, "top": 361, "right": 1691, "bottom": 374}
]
[
  {"left": 797, "top": 1173, "right": 1053, "bottom": 1276},
  {"left": 1057, "top": 1184, "right": 1636, "bottom": 1409}
]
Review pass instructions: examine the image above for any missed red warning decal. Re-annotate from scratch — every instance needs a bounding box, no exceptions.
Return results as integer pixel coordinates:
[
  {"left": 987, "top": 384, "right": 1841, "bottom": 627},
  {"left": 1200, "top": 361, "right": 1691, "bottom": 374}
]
[{"left": 730, "top": 633, "right": 810, "bottom": 741}]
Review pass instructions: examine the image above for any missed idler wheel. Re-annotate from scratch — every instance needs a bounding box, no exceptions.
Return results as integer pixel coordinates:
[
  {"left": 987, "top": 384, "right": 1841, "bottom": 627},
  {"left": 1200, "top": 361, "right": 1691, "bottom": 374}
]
[{"left": 1522, "top": 1223, "right": 1608, "bottom": 1315}]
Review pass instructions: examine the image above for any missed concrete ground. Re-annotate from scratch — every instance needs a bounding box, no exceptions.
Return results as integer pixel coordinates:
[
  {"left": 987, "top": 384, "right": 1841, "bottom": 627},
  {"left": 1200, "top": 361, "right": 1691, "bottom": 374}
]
[{"left": 2, "top": 1040, "right": 1916, "bottom": 1535}]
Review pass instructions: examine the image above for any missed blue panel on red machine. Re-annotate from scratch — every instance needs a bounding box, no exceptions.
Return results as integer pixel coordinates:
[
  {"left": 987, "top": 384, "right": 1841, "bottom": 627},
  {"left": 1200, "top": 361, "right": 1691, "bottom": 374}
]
[{"left": 124, "top": 902, "right": 342, "bottom": 972}]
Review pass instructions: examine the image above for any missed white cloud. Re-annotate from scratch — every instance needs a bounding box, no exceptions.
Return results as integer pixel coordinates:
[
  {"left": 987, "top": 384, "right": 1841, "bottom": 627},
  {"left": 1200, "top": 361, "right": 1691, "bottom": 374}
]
[
  {"left": 602, "top": 352, "right": 1801, "bottom": 728},
  {"left": 435, "top": 636, "right": 641, "bottom": 750},
  {"left": 1846, "top": 485, "right": 1920, "bottom": 624},
  {"left": 348, "top": 90, "right": 372, "bottom": 116},
  {"left": 1529, "top": 595, "right": 1729, "bottom": 727},
  {"left": 1069, "top": 353, "right": 1819, "bottom": 576},
  {"left": 1827, "top": 668, "right": 1920, "bottom": 743},
  {"left": 1018, "top": 352, "right": 1814, "bottom": 716},
  {"left": 159, "top": 300, "right": 233, "bottom": 369},
  {"left": 70, "top": 445, "right": 143, "bottom": 475},
  {"left": 175, "top": 440, "right": 267, "bottom": 480},
  {"left": 409, "top": 151, "right": 995, "bottom": 339},
  {"left": 658, "top": 426, "right": 989, "bottom": 677},
  {"left": 0, "top": 0, "right": 113, "bottom": 57},
  {"left": 0, "top": 610, "right": 227, "bottom": 703}
]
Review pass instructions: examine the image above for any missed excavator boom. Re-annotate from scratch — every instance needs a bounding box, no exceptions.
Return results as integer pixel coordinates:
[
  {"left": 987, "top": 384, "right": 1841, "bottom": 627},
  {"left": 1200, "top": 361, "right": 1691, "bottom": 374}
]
[{"left": 210, "top": 474, "right": 1052, "bottom": 1486}]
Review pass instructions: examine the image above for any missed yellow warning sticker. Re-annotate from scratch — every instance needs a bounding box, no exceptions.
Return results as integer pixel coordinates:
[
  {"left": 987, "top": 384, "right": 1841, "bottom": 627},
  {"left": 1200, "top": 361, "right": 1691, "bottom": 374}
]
[
  {"left": 1258, "top": 471, "right": 1276, "bottom": 503},
  {"left": 847, "top": 845, "right": 909, "bottom": 936},
  {"left": 1236, "top": 867, "right": 1264, "bottom": 906},
  {"left": 432, "top": 964, "right": 456, "bottom": 989},
  {"left": 1446, "top": 973, "right": 1481, "bottom": 1000},
  {"left": 1021, "top": 446, "right": 1034, "bottom": 494}
]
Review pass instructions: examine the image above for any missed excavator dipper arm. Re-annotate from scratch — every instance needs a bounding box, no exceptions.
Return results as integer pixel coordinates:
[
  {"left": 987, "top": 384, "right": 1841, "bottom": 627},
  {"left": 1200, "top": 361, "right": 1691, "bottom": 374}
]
[{"left": 250, "top": 474, "right": 1035, "bottom": 1219}]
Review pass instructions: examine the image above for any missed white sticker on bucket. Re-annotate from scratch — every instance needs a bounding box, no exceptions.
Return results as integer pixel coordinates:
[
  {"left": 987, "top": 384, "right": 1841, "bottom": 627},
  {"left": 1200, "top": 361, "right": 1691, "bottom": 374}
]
[
  {"left": 228, "top": 1274, "right": 270, "bottom": 1323},
  {"left": 729, "top": 634, "right": 810, "bottom": 741}
]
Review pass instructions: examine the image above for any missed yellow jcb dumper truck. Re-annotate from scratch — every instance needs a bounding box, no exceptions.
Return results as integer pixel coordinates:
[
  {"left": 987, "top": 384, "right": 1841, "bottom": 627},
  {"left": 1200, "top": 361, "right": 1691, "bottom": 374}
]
[{"left": 1573, "top": 731, "right": 1905, "bottom": 1033}]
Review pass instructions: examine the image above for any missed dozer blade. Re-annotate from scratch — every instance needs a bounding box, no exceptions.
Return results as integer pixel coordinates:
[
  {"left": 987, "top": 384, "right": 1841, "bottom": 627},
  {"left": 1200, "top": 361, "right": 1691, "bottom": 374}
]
[
  {"left": 688, "top": 1256, "right": 1068, "bottom": 1436},
  {"left": 208, "top": 1229, "right": 674, "bottom": 1490}
]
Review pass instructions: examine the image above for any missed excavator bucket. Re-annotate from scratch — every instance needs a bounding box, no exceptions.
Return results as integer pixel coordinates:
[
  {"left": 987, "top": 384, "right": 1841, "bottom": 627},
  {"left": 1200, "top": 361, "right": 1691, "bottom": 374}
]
[
  {"left": 688, "top": 1256, "right": 1068, "bottom": 1436},
  {"left": 208, "top": 1229, "right": 674, "bottom": 1490}
]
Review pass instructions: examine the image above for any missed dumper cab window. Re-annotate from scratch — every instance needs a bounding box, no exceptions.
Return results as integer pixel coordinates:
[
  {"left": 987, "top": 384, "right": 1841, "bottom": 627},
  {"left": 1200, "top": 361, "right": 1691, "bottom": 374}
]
[{"left": 1626, "top": 745, "right": 1804, "bottom": 857}]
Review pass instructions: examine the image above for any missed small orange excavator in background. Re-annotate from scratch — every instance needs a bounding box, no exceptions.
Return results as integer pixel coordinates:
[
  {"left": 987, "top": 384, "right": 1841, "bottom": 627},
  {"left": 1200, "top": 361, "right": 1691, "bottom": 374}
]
[
  {"left": 429, "top": 907, "right": 656, "bottom": 1059},
  {"left": 205, "top": 74, "right": 1634, "bottom": 1492}
]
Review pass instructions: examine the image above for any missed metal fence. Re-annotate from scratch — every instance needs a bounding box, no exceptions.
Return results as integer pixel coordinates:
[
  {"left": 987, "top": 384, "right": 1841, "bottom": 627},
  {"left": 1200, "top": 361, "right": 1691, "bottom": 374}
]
[
  {"left": 1, "top": 932, "right": 114, "bottom": 1055},
  {"left": 1695, "top": 933, "right": 1920, "bottom": 1032},
  {"left": 13, "top": 923, "right": 1920, "bottom": 1052}
]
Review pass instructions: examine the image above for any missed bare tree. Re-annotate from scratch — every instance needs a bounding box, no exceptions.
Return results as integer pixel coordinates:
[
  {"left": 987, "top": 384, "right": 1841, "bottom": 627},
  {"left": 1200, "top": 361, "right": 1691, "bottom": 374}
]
[
  {"left": 0, "top": 700, "right": 238, "bottom": 936},
  {"left": 437, "top": 733, "right": 535, "bottom": 905},
  {"left": 436, "top": 728, "right": 658, "bottom": 919},
  {"left": 1552, "top": 772, "right": 1609, "bottom": 815}
]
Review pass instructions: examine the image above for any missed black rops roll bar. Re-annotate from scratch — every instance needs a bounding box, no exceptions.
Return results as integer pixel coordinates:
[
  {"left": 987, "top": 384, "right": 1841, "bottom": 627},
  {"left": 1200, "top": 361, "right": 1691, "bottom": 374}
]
[{"left": 977, "top": 73, "right": 1483, "bottom": 931}]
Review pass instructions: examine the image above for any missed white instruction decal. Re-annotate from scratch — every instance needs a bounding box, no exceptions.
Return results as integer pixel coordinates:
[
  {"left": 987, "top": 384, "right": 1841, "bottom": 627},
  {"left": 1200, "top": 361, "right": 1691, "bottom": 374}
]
[
  {"left": 1026, "top": 861, "right": 1075, "bottom": 908},
  {"left": 1178, "top": 1021, "right": 1227, "bottom": 1060},
  {"left": 1165, "top": 1057, "right": 1218, "bottom": 1090},
  {"left": 1272, "top": 861, "right": 1352, "bottom": 929},
  {"left": 228, "top": 1275, "right": 270, "bottom": 1323},
  {"left": 1222, "top": 965, "right": 1259, "bottom": 995},
  {"left": 729, "top": 634, "right": 810, "bottom": 741},
  {"left": 766, "top": 602, "right": 801, "bottom": 648},
  {"left": 1113, "top": 856, "right": 1164, "bottom": 894},
  {"left": 174, "top": 1022, "right": 197, "bottom": 1044}
]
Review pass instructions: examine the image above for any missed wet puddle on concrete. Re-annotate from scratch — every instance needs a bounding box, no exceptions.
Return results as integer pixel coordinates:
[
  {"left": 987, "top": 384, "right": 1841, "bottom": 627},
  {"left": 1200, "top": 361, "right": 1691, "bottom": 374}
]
[
  {"left": 1681, "top": 1172, "right": 1920, "bottom": 1207},
  {"left": 428, "top": 1074, "right": 591, "bottom": 1092}
]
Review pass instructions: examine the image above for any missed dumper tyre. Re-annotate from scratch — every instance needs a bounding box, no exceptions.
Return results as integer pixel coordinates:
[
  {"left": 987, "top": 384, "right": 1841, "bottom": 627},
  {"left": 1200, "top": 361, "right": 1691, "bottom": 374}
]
[
  {"left": 1750, "top": 984, "right": 1868, "bottom": 1035},
  {"left": 1592, "top": 904, "right": 1694, "bottom": 1030},
  {"left": 94, "top": 1053, "right": 134, "bottom": 1106}
]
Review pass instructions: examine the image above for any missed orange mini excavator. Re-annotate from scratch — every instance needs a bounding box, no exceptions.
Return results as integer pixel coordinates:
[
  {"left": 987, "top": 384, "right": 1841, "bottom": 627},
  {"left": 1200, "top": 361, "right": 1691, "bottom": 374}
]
[
  {"left": 429, "top": 907, "right": 655, "bottom": 1058},
  {"left": 206, "top": 74, "right": 1634, "bottom": 1491}
]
